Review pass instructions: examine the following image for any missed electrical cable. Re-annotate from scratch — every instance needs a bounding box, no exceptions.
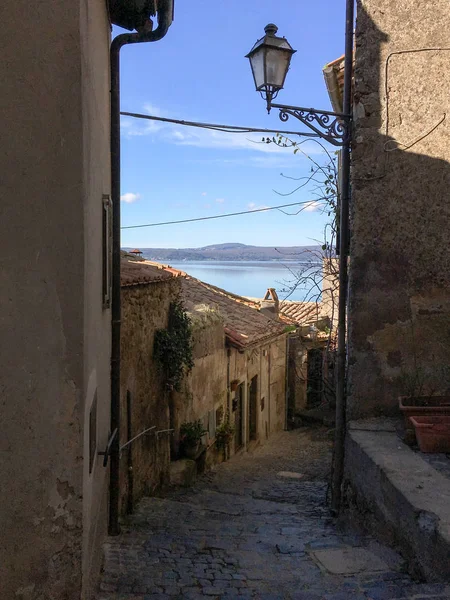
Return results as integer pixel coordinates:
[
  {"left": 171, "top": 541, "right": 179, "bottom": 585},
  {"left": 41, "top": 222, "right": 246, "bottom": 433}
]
[
  {"left": 121, "top": 198, "right": 326, "bottom": 230},
  {"left": 120, "top": 111, "right": 321, "bottom": 138}
]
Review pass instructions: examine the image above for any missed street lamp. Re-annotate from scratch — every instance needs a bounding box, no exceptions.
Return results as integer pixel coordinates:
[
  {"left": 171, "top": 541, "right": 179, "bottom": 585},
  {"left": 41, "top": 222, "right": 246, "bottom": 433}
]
[
  {"left": 245, "top": 24, "right": 296, "bottom": 111},
  {"left": 246, "top": 6, "right": 354, "bottom": 516},
  {"left": 246, "top": 23, "right": 351, "bottom": 147}
]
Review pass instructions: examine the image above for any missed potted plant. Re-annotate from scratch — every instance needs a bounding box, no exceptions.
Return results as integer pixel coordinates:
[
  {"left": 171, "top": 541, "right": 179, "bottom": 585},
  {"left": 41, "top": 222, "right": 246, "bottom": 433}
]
[
  {"left": 398, "top": 365, "right": 450, "bottom": 444},
  {"left": 398, "top": 366, "right": 450, "bottom": 424},
  {"left": 180, "top": 420, "right": 207, "bottom": 459},
  {"left": 215, "top": 421, "right": 235, "bottom": 459},
  {"left": 409, "top": 415, "right": 450, "bottom": 453}
]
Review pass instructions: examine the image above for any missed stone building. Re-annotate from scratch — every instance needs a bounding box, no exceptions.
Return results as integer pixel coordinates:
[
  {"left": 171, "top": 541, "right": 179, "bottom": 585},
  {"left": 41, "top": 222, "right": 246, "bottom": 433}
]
[
  {"left": 347, "top": 0, "right": 450, "bottom": 419},
  {"left": 120, "top": 259, "right": 182, "bottom": 514},
  {"left": 276, "top": 260, "right": 339, "bottom": 420},
  {"left": 324, "top": 0, "right": 450, "bottom": 581},
  {"left": 176, "top": 274, "right": 288, "bottom": 459},
  {"left": 119, "top": 259, "right": 289, "bottom": 501}
]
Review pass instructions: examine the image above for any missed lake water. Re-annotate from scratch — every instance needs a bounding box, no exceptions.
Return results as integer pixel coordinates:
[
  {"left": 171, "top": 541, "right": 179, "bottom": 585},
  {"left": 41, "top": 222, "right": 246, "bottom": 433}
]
[{"left": 166, "top": 261, "right": 320, "bottom": 302}]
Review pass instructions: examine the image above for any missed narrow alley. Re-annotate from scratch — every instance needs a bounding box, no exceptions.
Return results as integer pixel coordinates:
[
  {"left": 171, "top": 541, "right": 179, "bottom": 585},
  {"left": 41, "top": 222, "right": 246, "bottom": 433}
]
[{"left": 98, "top": 428, "right": 450, "bottom": 600}]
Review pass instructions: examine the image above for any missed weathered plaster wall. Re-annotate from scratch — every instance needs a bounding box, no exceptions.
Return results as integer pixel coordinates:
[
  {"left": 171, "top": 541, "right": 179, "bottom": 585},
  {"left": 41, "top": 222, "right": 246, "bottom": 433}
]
[
  {"left": 228, "top": 336, "right": 287, "bottom": 454},
  {"left": 288, "top": 335, "right": 309, "bottom": 416},
  {"left": 172, "top": 313, "right": 227, "bottom": 461},
  {"left": 80, "top": 0, "right": 112, "bottom": 596},
  {"left": 269, "top": 336, "right": 288, "bottom": 432},
  {"left": 321, "top": 258, "right": 339, "bottom": 332},
  {"left": 0, "top": 1, "right": 112, "bottom": 598},
  {"left": 120, "top": 279, "right": 181, "bottom": 514},
  {"left": 348, "top": 0, "right": 450, "bottom": 418}
]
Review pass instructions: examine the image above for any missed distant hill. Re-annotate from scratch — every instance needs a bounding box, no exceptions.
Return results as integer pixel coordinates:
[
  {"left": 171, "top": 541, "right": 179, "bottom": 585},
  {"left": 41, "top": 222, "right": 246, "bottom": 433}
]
[{"left": 123, "top": 243, "right": 324, "bottom": 262}]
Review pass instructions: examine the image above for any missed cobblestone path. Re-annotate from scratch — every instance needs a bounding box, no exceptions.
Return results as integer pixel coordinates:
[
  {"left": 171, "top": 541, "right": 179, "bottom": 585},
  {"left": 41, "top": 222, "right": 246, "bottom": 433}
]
[{"left": 98, "top": 427, "right": 450, "bottom": 599}]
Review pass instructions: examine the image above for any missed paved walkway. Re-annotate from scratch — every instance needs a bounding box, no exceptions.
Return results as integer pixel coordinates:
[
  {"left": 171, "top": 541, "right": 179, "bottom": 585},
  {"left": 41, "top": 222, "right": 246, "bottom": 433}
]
[{"left": 98, "top": 427, "right": 450, "bottom": 599}]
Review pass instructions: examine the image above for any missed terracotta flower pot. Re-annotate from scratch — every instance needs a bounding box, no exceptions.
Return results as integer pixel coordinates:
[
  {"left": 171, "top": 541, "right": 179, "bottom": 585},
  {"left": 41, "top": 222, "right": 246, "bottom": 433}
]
[
  {"left": 409, "top": 415, "right": 450, "bottom": 453},
  {"left": 399, "top": 396, "right": 450, "bottom": 432},
  {"left": 183, "top": 442, "right": 199, "bottom": 459}
]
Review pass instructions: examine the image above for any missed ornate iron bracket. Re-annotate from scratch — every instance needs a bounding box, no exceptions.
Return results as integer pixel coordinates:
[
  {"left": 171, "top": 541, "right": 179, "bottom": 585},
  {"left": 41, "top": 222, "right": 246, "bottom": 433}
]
[{"left": 270, "top": 103, "right": 351, "bottom": 147}]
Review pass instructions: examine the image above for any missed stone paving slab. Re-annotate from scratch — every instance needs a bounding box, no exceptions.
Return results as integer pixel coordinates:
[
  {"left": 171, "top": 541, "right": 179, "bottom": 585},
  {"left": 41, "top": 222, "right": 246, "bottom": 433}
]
[{"left": 97, "top": 428, "right": 450, "bottom": 599}]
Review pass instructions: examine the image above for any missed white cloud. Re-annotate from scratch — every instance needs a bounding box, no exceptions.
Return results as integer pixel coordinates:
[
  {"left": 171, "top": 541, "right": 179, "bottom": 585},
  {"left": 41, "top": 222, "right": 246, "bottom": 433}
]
[
  {"left": 121, "top": 192, "right": 141, "bottom": 204},
  {"left": 201, "top": 192, "right": 207, "bottom": 196},
  {"left": 215, "top": 198, "right": 225, "bottom": 204},
  {"left": 122, "top": 104, "right": 326, "bottom": 156},
  {"left": 247, "top": 202, "right": 269, "bottom": 212},
  {"left": 304, "top": 201, "right": 321, "bottom": 212}
]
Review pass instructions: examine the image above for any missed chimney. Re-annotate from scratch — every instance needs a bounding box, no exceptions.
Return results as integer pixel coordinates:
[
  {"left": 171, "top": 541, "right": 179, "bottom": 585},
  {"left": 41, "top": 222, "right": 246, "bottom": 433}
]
[{"left": 260, "top": 288, "right": 279, "bottom": 320}]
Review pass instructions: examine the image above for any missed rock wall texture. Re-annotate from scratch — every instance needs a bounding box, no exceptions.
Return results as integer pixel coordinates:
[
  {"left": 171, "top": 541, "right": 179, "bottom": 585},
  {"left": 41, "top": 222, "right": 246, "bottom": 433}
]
[
  {"left": 120, "top": 279, "right": 181, "bottom": 514},
  {"left": 172, "top": 314, "right": 228, "bottom": 461},
  {"left": 348, "top": 0, "right": 450, "bottom": 418}
]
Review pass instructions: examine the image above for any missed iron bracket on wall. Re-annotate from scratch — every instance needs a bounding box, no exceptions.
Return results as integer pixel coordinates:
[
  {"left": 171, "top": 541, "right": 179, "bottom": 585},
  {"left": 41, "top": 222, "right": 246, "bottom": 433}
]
[
  {"left": 98, "top": 428, "right": 118, "bottom": 467},
  {"left": 270, "top": 103, "right": 351, "bottom": 147}
]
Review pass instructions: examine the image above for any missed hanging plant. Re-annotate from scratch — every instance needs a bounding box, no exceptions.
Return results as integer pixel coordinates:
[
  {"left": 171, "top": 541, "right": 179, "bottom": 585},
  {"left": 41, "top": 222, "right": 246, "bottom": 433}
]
[{"left": 154, "top": 300, "right": 194, "bottom": 391}]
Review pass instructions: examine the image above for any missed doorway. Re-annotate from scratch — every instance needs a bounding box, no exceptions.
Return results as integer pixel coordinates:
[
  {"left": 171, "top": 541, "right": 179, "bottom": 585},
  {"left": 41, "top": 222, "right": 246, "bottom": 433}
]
[
  {"left": 249, "top": 376, "right": 258, "bottom": 441},
  {"left": 306, "top": 348, "right": 323, "bottom": 407},
  {"left": 234, "top": 383, "right": 244, "bottom": 450}
]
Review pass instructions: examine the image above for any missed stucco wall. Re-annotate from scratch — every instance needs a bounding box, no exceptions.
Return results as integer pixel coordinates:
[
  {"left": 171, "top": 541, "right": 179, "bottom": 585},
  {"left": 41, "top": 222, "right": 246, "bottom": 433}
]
[
  {"left": 120, "top": 279, "right": 181, "bottom": 514},
  {"left": 348, "top": 0, "right": 450, "bottom": 418},
  {"left": 80, "top": 0, "right": 112, "bottom": 596},
  {"left": 172, "top": 314, "right": 228, "bottom": 461},
  {"left": 0, "top": 1, "right": 111, "bottom": 598},
  {"left": 228, "top": 336, "right": 287, "bottom": 453},
  {"left": 0, "top": 19, "right": 83, "bottom": 594},
  {"left": 269, "top": 336, "right": 288, "bottom": 431}
]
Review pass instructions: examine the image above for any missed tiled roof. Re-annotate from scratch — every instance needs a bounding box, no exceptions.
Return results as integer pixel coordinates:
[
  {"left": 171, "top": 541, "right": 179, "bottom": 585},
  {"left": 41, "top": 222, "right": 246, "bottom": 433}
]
[
  {"left": 121, "top": 258, "right": 175, "bottom": 287},
  {"left": 279, "top": 301, "right": 320, "bottom": 325},
  {"left": 180, "top": 277, "right": 286, "bottom": 349}
]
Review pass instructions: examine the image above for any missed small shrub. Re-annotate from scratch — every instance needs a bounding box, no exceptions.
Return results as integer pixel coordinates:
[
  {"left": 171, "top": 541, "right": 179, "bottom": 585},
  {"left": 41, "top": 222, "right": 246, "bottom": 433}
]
[
  {"left": 215, "top": 421, "right": 235, "bottom": 451},
  {"left": 154, "top": 300, "right": 194, "bottom": 391},
  {"left": 180, "top": 420, "right": 207, "bottom": 447}
]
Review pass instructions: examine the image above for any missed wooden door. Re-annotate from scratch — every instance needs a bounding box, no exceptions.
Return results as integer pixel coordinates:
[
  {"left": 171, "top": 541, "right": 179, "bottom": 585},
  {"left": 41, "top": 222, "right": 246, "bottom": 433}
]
[{"left": 234, "top": 383, "right": 244, "bottom": 449}]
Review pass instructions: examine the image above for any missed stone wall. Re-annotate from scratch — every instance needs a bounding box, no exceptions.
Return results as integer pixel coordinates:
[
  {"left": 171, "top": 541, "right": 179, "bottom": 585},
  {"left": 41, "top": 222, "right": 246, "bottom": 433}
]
[
  {"left": 120, "top": 278, "right": 181, "bottom": 514},
  {"left": 171, "top": 323, "right": 287, "bottom": 462},
  {"left": 348, "top": 0, "right": 450, "bottom": 419},
  {"left": 172, "top": 312, "right": 227, "bottom": 463},
  {"left": 228, "top": 335, "right": 288, "bottom": 453}
]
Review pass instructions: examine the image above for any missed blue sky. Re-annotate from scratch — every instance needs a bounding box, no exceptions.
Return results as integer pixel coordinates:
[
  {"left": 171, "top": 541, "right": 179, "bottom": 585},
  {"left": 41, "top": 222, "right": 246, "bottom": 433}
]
[{"left": 117, "top": 0, "right": 345, "bottom": 249}]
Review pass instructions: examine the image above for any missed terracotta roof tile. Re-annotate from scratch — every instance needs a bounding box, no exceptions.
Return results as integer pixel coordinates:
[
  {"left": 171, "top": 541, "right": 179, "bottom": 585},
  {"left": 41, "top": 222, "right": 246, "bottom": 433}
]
[
  {"left": 279, "top": 301, "right": 320, "bottom": 325},
  {"left": 121, "top": 258, "right": 175, "bottom": 287},
  {"left": 180, "top": 277, "right": 286, "bottom": 349}
]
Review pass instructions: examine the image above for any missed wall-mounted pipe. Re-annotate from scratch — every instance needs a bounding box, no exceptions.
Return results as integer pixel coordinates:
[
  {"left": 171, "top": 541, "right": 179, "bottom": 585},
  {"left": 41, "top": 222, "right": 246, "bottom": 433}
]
[
  {"left": 109, "top": 5, "right": 173, "bottom": 536},
  {"left": 330, "top": 0, "right": 354, "bottom": 515}
]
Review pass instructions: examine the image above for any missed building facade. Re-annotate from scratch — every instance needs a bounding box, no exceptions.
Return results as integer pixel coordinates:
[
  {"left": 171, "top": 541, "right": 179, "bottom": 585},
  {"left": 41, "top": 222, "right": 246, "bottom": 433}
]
[
  {"left": 0, "top": 1, "right": 112, "bottom": 598},
  {"left": 347, "top": 0, "right": 450, "bottom": 419}
]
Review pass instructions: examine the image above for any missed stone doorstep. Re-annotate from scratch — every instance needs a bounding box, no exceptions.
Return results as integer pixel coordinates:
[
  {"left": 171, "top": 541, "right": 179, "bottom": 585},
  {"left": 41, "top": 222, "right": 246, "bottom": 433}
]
[
  {"left": 345, "top": 425, "right": 450, "bottom": 582},
  {"left": 310, "top": 547, "right": 390, "bottom": 575}
]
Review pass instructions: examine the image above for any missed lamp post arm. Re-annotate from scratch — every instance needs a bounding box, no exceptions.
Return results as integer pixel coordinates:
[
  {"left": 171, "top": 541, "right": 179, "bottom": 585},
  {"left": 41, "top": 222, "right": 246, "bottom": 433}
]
[{"left": 269, "top": 103, "right": 351, "bottom": 147}]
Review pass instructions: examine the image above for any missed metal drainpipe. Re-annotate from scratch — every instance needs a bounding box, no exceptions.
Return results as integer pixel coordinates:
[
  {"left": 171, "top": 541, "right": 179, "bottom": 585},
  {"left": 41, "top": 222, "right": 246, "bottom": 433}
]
[
  {"left": 109, "top": 12, "right": 172, "bottom": 536},
  {"left": 330, "top": 0, "right": 354, "bottom": 515},
  {"left": 285, "top": 334, "right": 289, "bottom": 431}
]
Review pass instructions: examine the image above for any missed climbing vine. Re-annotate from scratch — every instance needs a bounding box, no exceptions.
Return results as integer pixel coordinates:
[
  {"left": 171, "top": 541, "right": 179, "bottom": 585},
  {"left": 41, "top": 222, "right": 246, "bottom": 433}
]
[{"left": 154, "top": 299, "right": 194, "bottom": 391}]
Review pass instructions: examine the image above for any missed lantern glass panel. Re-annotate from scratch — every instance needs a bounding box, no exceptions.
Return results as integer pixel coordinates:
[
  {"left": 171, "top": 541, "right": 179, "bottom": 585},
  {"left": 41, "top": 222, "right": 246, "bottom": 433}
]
[
  {"left": 265, "top": 47, "right": 291, "bottom": 88},
  {"left": 249, "top": 47, "right": 266, "bottom": 90}
]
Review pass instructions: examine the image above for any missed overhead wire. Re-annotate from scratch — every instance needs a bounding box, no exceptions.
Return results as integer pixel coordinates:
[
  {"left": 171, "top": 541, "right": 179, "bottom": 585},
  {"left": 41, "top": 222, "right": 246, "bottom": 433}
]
[
  {"left": 120, "top": 111, "right": 320, "bottom": 138},
  {"left": 120, "top": 111, "right": 324, "bottom": 230},
  {"left": 121, "top": 199, "right": 326, "bottom": 230}
]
